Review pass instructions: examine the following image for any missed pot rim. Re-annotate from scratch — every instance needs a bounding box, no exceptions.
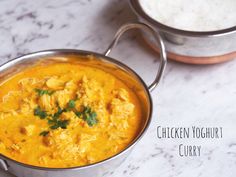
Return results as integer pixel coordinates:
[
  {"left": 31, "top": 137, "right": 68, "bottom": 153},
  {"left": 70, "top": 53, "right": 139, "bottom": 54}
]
[
  {"left": 0, "top": 49, "right": 153, "bottom": 171},
  {"left": 130, "top": 0, "right": 236, "bottom": 37}
]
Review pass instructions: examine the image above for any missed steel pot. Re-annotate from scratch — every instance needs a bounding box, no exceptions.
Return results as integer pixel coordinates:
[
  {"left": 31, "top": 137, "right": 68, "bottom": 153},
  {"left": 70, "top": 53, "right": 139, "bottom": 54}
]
[
  {"left": 130, "top": 0, "right": 236, "bottom": 64},
  {"left": 0, "top": 22, "right": 167, "bottom": 177}
]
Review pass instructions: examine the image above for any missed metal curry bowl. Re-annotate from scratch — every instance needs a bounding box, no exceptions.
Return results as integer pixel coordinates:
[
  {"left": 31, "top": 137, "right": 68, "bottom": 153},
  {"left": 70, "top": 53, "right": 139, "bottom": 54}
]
[
  {"left": 0, "top": 23, "right": 167, "bottom": 177},
  {"left": 130, "top": 0, "right": 236, "bottom": 64}
]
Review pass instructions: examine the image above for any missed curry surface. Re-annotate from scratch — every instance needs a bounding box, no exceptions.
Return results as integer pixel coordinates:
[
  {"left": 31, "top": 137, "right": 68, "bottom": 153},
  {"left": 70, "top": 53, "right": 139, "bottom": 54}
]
[{"left": 0, "top": 57, "right": 143, "bottom": 168}]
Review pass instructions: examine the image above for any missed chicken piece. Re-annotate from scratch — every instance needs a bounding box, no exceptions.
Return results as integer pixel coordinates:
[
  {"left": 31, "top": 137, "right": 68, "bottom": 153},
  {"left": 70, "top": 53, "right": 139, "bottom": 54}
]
[
  {"left": 112, "top": 88, "right": 129, "bottom": 101},
  {"left": 110, "top": 116, "right": 130, "bottom": 130},
  {"left": 64, "top": 81, "right": 77, "bottom": 91},
  {"left": 108, "top": 91, "right": 134, "bottom": 130},
  {"left": 77, "top": 134, "right": 96, "bottom": 154},
  {"left": 109, "top": 88, "right": 134, "bottom": 119},
  {"left": 18, "top": 78, "right": 38, "bottom": 92},
  {"left": 20, "top": 98, "right": 37, "bottom": 114},
  {"left": 78, "top": 133, "right": 97, "bottom": 143},
  {"left": 2, "top": 91, "right": 21, "bottom": 103},
  {"left": 109, "top": 98, "right": 134, "bottom": 119},
  {"left": 53, "top": 90, "right": 71, "bottom": 108},
  {"left": 76, "top": 76, "right": 103, "bottom": 104},
  {"left": 20, "top": 125, "right": 35, "bottom": 136},
  {"left": 107, "top": 128, "right": 128, "bottom": 142},
  {"left": 38, "top": 94, "right": 56, "bottom": 112},
  {"left": 42, "top": 130, "right": 80, "bottom": 161},
  {"left": 10, "top": 143, "right": 21, "bottom": 153},
  {"left": 42, "top": 130, "right": 72, "bottom": 147},
  {"left": 46, "top": 77, "right": 65, "bottom": 90},
  {"left": 90, "top": 100, "right": 108, "bottom": 126}
]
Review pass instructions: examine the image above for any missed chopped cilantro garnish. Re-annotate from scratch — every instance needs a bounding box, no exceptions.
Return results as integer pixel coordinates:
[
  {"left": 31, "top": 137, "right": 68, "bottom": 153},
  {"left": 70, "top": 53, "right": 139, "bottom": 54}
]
[
  {"left": 47, "top": 119, "right": 55, "bottom": 124},
  {"left": 53, "top": 106, "right": 65, "bottom": 119},
  {"left": 39, "top": 131, "right": 49, "bottom": 136},
  {"left": 34, "top": 104, "right": 69, "bottom": 130},
  {"left": 79, "top": 106, "right": 98, "bottom": 127},
  {"left": 34, "top": 106, "right": 47, "bottom": 119},
  {"left": 50, "top": 120, "right": 69, "bottom": 129},
  {"left": 34, "top": 99, "right": 97, "bottom": 136},
  {"left": 75, "top": 111, "right": 82, "bottom": 117},
  {"left": 35, "top": 88, "right": 54, "bottom": 96},
  {"left": 68, "top": 100, "right": 76, "bottom": 109},
  {"left": 83, "top": 106, "right": 91, "bottom": 113},
  {"left": 47, "top": 106, "right": 69, "bottom": 129},
  {"left": 85, "top": 111, "right": 98, "bottom": 127}
]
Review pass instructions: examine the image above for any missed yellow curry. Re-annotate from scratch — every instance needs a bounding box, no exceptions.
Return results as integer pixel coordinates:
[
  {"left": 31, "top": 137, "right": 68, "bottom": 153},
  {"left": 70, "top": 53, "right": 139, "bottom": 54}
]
[{"left": 0, "top": 56, "right": 143, "bottom": 168}]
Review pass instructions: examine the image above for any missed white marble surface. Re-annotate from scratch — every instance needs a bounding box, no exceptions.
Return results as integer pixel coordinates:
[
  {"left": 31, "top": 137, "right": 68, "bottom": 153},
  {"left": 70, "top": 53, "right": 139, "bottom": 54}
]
[{"left": 0, "top": 0, "right": 235, "bottom": 177}]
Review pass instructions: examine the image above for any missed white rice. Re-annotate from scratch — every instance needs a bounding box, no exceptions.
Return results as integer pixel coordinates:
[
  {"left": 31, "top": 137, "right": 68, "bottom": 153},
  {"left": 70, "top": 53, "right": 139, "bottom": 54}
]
[{"left": 139, "top": 0, "right": 236, "bottom": 31}]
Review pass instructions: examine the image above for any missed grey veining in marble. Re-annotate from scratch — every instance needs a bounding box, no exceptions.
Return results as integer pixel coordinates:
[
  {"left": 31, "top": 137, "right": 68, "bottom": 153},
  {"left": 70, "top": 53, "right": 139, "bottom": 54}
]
[{"left": 0, "top": 0, "right": 235, "bottom": 177}]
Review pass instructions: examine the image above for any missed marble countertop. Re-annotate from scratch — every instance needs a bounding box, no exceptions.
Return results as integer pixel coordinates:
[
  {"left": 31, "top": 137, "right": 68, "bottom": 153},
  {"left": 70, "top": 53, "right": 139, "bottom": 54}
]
[{"left": 0, "top": 0, "right": 235, "bottom": 177}]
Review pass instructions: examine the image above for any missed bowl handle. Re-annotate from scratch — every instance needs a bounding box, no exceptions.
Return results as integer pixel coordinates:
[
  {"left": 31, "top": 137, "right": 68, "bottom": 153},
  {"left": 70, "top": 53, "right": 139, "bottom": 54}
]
[{"left": 104, "top": 22, "right": 167, "bottom": 91}]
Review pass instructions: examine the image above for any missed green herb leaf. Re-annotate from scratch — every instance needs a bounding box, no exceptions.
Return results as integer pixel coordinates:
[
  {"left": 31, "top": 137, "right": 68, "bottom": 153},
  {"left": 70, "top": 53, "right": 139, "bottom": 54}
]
[
  {"left": 34, "top": 106, "right": 47, "bottom": 119},
  {"left": 50, "top": 120, "right": 69, "bottom": 130},
  {"left": 35, "top": 88, "right": 54, "bottom": 96},
  {"left": 47, "top": 106, "right": 68, "bottom": 129},
  {"left": 83, "top": 106, "right": 91, "bottom": 114},
  {"left": 75, "top": 111, "right": 82, "bottom": 118},
  {"left": 53, "top": 106, "right": 65, "bottom": 119},
  {"left": 81, "top": 106, "right": 98, "bottom": 127},
  {"left": 39, "top": 131, "right": 49, "bottom": 136},
  {"left": 68, "top": 100, "right": 76, "bottom": 109},
  {"left": 58, "top": 120, "right": 70, "bottom": 129},
  {"left": 50, "top": 124, "right": 59, "bottom": 130},
  {"left": 47, "top": 119, "right": 55, "bottom": 124},
  {"left": 85, "top": 112, "right": 98, "bottom": 127}
]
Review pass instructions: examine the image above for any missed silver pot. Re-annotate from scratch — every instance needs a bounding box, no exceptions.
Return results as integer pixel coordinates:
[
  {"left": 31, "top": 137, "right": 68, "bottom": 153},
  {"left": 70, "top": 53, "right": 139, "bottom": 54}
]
[
  {"left": 0, "top": 23, "right": 167, "bottom": 177},
  {"left": 130, "top": 0, "right": 236, "bottom": 63}
]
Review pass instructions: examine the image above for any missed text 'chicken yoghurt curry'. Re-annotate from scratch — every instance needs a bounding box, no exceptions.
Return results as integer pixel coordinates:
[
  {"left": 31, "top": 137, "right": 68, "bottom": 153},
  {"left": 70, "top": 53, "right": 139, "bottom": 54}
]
[{"left": 0, "top": 55, "right": 144, "bottom": 168}]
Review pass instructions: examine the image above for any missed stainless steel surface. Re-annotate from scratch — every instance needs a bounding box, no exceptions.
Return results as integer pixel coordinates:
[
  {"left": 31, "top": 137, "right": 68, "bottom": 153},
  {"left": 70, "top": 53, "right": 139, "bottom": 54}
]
[
  {"left": 104, "top": 22, "right": 167, "bottom": 91},
  {"left": 129, "top": 0, "right": 236, "bottom": 57},
  {"left": 0, "top": 41, "right": 157, "bottom": 176},
  {"left": 1, "top": 149, "right": 130, "bottom": 177}
]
